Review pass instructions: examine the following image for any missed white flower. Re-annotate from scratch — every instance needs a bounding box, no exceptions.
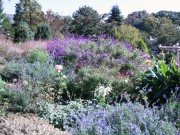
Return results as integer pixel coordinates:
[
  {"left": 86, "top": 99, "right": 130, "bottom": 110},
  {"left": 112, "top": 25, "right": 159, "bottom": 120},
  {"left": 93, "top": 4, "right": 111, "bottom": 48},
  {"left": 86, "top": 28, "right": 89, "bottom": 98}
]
[
  {"left": 94, "top": 85, "right": 112, "bottom": 98},
  {"left": 62, "top": 75, "right": 67, "bottom": 78},
  {"left": 23, "top": 80, "right": 28, "bottom": 86},
  {"left": 124, "top": 79, "right": 128, "bottom": 83}
]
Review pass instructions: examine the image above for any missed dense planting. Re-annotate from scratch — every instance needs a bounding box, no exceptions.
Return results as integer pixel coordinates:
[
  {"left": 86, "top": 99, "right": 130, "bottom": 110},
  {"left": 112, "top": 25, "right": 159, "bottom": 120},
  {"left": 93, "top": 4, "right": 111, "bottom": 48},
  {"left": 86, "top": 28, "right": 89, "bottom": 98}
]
[
  {"left": 1, "top": 35, "right": 180, "bottom": 135},
  {"left": 47, "top": 35, "right": 150, "bottom": 72},
  {"left": 1, "top": 1, "right": 180, "bottom": 134}
]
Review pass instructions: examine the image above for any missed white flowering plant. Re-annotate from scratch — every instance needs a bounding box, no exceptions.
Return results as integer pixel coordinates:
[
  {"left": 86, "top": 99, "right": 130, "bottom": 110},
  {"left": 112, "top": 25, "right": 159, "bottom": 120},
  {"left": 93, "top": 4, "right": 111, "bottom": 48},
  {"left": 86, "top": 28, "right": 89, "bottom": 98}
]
[{"left": 94, "top": 84, "right": 112, "bottom": 106}]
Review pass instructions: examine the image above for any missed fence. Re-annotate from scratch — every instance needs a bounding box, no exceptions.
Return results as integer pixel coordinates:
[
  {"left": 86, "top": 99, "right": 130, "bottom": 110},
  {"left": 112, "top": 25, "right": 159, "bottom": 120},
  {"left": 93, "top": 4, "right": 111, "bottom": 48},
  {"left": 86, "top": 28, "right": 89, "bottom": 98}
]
[{"left": 158, "top": 44, "right": 180, "bottom": 62}]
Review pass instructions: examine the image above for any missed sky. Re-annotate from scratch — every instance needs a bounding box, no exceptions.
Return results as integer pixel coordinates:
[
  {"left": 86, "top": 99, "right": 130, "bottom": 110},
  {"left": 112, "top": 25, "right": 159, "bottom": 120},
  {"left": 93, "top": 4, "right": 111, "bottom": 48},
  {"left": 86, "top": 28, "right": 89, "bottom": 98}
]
[{"left": 2, "top": 0, "right": 180, "bottom": 17}]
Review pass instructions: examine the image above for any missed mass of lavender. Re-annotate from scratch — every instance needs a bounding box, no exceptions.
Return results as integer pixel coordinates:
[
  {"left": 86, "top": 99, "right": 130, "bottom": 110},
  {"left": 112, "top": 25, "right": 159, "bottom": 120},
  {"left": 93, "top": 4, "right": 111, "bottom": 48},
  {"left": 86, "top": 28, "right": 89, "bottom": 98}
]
[
  {"left": 37, "top": 98, "right": 179, "bottom": 135},
  {"left": 63, "top": 100, "right": 179, "bottom": 135}
]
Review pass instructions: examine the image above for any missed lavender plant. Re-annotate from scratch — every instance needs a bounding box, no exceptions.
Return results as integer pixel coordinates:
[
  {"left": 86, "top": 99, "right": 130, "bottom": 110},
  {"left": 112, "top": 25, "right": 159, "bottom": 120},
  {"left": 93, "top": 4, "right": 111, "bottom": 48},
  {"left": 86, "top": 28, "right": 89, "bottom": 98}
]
[{"left": 64, "top": 101, "right": 179, "bottom": 135}]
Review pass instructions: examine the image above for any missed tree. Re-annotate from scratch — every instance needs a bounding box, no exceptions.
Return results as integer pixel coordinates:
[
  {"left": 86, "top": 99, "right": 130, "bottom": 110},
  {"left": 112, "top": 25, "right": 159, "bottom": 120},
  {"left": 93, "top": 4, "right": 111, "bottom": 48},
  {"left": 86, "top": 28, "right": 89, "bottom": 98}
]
[
  {"left": 2, "top": 17, "right": 14, "bottom": 38},
  {"left": 13, "top": 0, "right": 44, "bottom": 32},
  {"left": 14, "top": 21, "right": 34, "bottom": 42},
  {"left": 155, "top": 25, "right": 180, "bottom": 46},
  {"left": 107, "top": 5, "right": 123, "bottom": 25},
  {"left": 125, "top": 10, "right": 149, "bottom": 29},
  {"left": 0, "top": 0, "right": 5, "bottom": 30},
  {"left": 70, "top": 5, "right": 101, "bottom": 37},
  {"left": 45, "top": 10, "right": 64, "bottom": 37},
  {"left": 153, "top": 10, "right": 180, "bottom": 26},
  {"left": 61, "top": 16, "right": 72, "bottom": 35},
  {"left": 35, "top": 23, "right": 52, "bottom": 40}
]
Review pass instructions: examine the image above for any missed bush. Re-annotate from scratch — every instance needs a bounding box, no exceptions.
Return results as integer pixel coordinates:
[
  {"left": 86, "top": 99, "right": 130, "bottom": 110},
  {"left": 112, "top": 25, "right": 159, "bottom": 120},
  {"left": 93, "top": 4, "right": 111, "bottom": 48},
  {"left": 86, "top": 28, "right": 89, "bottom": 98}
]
[
  {"left": 65, "top": 101, "right": 179, "bottom": 135},
  {"left": 14, "top": 22, "right": 34, "bottom": 42},
  {"left": 0, "top": 60, "right": 23, "bottom": 81},
  {"left": 65, "top": 66, "right": 137, "bottom": 102},
  {"left": 27, "top": 49, "right": 49, "bottom": 63},
  {"left": 139, "top": 60, "right": 180, "bottom": 105},
  {"left": 37, "top": 100, "right": 90, "bottom": 129},
  {"left": 35, "top": 23, "right": 52, "bottom": 40},
  {"left": 8, "top": 85, "right": 31, "bottom": 112},
  {"left": 114, "top": 24, "right": 142, "bottom": 48}
]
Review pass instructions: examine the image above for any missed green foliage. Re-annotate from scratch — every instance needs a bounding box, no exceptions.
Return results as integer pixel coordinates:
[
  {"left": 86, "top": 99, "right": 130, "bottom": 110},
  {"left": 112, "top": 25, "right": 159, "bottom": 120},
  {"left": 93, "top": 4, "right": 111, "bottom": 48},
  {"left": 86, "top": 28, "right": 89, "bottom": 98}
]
[
  {"left": 0, "top": 60, "right": 23, "bottom": 81},
  {"left": 13, "top": 0, "right": 44, "bottom": 33},
  {"left": 0, "top": 77, "right": 6, "bottom": 92},
  {"left": 27, "top": 49, "right": 49, "bottom": 63},
  {"left": 70, "top": 5, "right": 101, "bottom": 36},
  {"left": 14, "top": 21, "right": 34, "bottom": 42},
  {"left": 107, "top": 5, "right": 123, "bottom": 25},
  {"left": 114, "top": 24, "right": 142, "bottom": 48},
  {"left": 2, "top": 17, "right": 14, "bottom": 38},
  {"left": 153, "top": 10, "right": 180, "bottom": 26},
  {"left": 8, "top": 86, "right": 30, "bottom": 112},
  {"left": 155, "top": 25, "right": 180, "bottom": 46},
  {"left": 140, "top": 60, "right": 180, "bottom": 105},
  {"left": 0, "top": 77, "right": 9, "bottom": 105},
  {"left": 61, "top": 16, "right": 72, "bottom": 35},
  {"left": 35, "top": 23, "right": 52, "bottom": 40},
  {"left": 37, "top": 100, "right": 89, "bottom": 129},
  {"left": 0, "top": 0, "right": 5, "bottom": 30},
  {"left": 66, "top": 66, "right": 136, "bottom": 102},
  {"left": 125, "top": 10, "right": 149, "bottom": 29},
  {"left": 139, "top": 39, "right": 149, "bottom": 53}
]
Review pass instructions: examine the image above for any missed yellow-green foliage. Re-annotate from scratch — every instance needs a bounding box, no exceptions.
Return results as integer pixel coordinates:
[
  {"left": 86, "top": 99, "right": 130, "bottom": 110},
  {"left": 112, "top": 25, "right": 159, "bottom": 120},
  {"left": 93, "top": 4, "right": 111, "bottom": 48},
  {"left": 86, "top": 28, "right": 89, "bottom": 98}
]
[
  {"left": 114, "top": 24, "right": 142, "bottom": 48},
  {"left": 139, "top": 39, "right": 149, "bottom": 54},
  {"left": 27, "top": 49, "right": 49, "bottom": 63}
]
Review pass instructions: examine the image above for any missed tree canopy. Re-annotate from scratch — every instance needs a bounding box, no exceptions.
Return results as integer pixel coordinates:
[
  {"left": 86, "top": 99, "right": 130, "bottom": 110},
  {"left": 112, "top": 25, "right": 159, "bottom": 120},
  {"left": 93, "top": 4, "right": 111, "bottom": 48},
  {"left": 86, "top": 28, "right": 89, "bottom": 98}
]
[
  {"left": 107, "top": 5, "right": 123, "bottom": 25},
  {"left": 70, "top": 5, "right": 101, "bottom": 37}
]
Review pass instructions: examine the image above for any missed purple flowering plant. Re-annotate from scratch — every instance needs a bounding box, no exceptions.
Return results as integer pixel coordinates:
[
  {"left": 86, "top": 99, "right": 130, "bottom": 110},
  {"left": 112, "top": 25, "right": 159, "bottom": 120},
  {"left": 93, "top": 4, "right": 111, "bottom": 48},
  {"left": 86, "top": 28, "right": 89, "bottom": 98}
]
[{"left": 47, "top": 35, "right": 150, "bottom": 75}]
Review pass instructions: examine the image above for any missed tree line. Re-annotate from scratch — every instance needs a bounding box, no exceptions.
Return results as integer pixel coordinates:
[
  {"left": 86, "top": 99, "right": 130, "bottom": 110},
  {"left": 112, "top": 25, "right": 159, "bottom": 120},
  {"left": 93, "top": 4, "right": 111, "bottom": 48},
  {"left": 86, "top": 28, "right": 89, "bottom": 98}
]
[{"left": 0, "top": 0, "right": 180, "bottom": 48}]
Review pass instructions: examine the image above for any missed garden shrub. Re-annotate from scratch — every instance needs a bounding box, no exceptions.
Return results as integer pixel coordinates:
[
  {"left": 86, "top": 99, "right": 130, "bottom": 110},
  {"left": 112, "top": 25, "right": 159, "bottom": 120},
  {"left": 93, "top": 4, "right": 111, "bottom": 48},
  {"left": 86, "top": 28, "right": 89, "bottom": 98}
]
[
  {"left": 37, "top": 98, "right": 179, "bottom": 135},
  {"left": 35, "top": 23, "right": 52, "bottom": 40},
  {"left": 37, "top": 100, "right": 90, "bottom": 129},
  {"left": 65, "top": 66, "right": 137, "bottom": 102},
  {"left": 159, "top": 93, "right": 180, "bottom": 129},
  {"left": 114, "top": 24, "right": 142, "bottom": 48},
  {"left": 0, "top": 60, "right": 23, "bottom": 81},
  {"left": 27, "top": 49, "right": 50, "bottom": 63},
  {"left": 14, "top": 22, "right": 34, "bottom": 42},
  {"left": 8, "top": 85, "right": 31, "bottom": 112},
  {"left": 139, "top": 60, "right": 180, "bottom": 105}
]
